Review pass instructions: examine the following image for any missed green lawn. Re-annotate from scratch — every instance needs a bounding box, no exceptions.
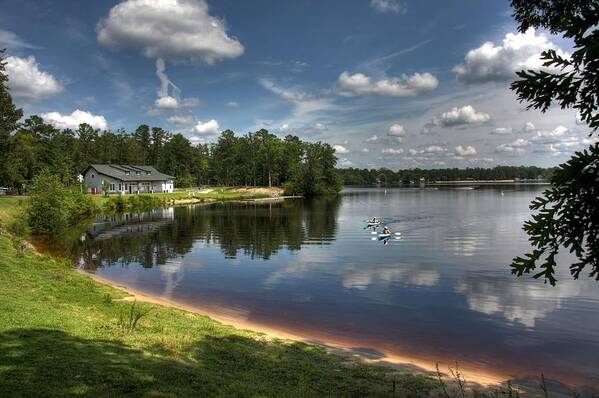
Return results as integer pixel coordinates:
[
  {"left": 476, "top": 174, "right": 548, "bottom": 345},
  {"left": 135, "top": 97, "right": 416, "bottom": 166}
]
[{"left": 0, "top": 197, "right": 438, "bottom": 397}]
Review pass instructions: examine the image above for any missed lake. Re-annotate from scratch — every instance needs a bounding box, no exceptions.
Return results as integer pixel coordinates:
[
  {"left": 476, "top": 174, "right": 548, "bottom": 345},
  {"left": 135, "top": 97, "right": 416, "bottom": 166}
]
[{"left": 58, "top": 187, "right": 599, "bottom": 388}]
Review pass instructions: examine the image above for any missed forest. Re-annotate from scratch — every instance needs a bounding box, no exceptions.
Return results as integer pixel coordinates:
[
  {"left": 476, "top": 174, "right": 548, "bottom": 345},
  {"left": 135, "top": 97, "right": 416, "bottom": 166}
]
[
  {"left": 0, "top": 116, "right": 342, "bottom": 196},
  {"left": 338, "top": 166, "right": 554, "bottom": 186}
]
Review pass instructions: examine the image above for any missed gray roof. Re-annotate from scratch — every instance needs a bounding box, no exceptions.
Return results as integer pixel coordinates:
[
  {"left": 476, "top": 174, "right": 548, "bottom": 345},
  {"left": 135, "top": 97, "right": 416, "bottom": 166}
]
[{"left": 86, "top": 164, "right": 175, "bottom": 182}]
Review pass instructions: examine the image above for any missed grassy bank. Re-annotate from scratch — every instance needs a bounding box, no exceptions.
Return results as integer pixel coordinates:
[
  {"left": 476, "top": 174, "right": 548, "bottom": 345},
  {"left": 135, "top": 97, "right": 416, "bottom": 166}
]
[{"left": 0, "top": 196, "right": 439, "bottom": 397}]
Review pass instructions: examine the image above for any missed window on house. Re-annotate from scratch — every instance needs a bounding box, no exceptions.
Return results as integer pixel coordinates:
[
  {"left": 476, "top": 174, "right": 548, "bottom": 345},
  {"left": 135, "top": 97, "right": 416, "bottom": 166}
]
[
  {"left": 110, "top": 183, "right": 115, "bottom": 191},
  {"left": 91, "top": 174, "right": 95, "bottom": 179}
]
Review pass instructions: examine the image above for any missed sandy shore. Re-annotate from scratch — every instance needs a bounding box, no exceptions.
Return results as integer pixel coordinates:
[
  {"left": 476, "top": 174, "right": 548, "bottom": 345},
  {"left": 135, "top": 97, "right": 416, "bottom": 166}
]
[{"left": 85, "top": 272, "right": 508, "bottom": 387}]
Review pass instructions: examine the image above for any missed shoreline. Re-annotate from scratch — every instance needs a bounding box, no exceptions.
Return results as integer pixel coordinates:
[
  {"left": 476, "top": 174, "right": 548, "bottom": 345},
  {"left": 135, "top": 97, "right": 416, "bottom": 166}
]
[{"left": 85, "top": 271, "right": 508, "bottom": 387}]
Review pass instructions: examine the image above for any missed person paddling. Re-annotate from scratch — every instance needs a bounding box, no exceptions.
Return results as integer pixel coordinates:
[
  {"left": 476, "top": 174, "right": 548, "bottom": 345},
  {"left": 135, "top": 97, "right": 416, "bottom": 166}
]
[
  {"left": 382, "top": 226, "right": 391, "bottom": 234},
  {"left": 371, "top": 217, "right": 379, "bottom": 223}
]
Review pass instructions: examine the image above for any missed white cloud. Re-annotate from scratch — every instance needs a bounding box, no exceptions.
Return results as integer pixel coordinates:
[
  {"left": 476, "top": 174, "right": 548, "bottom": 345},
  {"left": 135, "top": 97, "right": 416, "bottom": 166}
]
[
  {"left": 226, "top": 101, "right": 239, "bottom": 108},
  {"left": 97, "top": 0, "right": 244, "bottom": 63},
  {"left": 0, "top": 29, "right": 37, "bottom": 50},
  {"left": 154, "top": 95, "right": 180, "bottom": 109},
  {"left": 314, "top": 122, "right": 327, "bottom": 131},
  {"left": 436, "top": 105, "right": 491, "bottom": 126},
  {"left": 423, "top": 105, "right": 490, "bottom": 133},
  {"left": 167, "top": 114, "right": 196, "bottom": 126},
  {"left": 41, "top": 109, "right": 107, "bottom": 130},
  {"left": 361, "top": 148, "right": 370, "bottom": 153},
  {"left": 153, "top": 58, "right": 201, "bottom": 110},
  {"left": 338, "top": 71, "right": 438, "bottom": 97},
  {"left": 491, "top": 127, "right": 513, "bottom": 135},
  {"left": 5, "top": 55, "right": 63, "bottom": 101},
  {"left": 538, "top": 125, "right": 568, "bottom": 138},
  {"left": 259, "top": 79, "right": 309, "bottom": 101},
  {"left": 453, "top": 28, "right": 568, "bottom": 83},
  {"left": 388, "top": 123, "right": 406, "bottom": 137},
  {"left": 333, "top": 144, "right": 350, "bottom": 154},
  {"left": 365, "top": 135, "right": 380, "bottom": 143},
  {"left": 523, "top": 122, "right": 536, "bottom": 133},
  {"left": 370, "top": 0, "right": 405, "bottom": 13},
  {"left": 193, "top": 119, "right": 220, "bottom": 135},
  {"left": 423, "top": 145, "right": 446, "bottom": 153},
  {"left": 496, "top": 138, "right": 529, "bottom": 153},
  {"left": 280, "top": 123, "right": 290, "bottom": 132},
  {"left": 381, "top": 148, "right": 404, "bottom": 155},
  {"left": 339, "top": 158, "right": 353, "bottom": 167},
  {"left": 455, "top": 145, "right": 477, "bottom": 156}
]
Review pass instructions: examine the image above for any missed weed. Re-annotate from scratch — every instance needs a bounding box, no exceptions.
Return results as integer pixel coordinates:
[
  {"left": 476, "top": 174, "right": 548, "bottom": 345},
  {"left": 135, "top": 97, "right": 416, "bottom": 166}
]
[{"left": 117, "top": 300, "right": 151, "bottom": 333}]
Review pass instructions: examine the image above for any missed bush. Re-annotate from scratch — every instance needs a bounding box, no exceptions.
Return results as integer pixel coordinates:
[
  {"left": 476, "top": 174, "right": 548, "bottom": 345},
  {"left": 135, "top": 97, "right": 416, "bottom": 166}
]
[{"left": 27, "top": 173, "right": 99, "bottom": 234}]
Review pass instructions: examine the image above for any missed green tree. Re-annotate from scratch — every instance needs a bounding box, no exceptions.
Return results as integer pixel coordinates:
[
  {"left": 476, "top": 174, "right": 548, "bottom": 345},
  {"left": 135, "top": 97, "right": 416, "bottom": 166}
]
[
  {"left": 510, "top": 0, "right": 599, "bottom": 284},
  {"left": 0, "top": 48, "right": 24, "bottom": 188}
]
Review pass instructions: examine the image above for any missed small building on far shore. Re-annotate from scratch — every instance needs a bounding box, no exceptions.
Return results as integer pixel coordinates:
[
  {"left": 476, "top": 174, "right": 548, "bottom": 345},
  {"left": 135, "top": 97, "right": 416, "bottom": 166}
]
[{"left": 83, "top": 164, "right": 175, "bottom": 195}]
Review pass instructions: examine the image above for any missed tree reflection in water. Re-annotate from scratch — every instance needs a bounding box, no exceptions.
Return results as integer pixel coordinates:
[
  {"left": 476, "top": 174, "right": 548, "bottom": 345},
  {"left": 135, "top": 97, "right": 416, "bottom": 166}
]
[{"left": 61, "top": 197, "right": 341, "bottom": 271}]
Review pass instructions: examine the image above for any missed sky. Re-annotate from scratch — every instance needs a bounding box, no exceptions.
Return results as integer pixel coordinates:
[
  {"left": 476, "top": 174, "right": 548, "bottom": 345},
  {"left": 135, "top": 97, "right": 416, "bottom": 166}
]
[{"left": 0, "top": 0, "right": 594, "bottom": 169}]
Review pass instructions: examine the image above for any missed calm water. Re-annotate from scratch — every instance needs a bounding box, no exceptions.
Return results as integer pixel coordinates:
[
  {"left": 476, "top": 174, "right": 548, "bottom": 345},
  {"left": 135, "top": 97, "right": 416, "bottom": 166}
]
[{"left": 61, "top": 188, "right": 599, "bottom": 386}]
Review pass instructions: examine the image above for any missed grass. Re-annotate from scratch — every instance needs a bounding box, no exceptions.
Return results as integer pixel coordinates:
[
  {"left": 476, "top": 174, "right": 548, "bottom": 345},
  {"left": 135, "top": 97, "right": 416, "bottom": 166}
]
[{"left": 0, "top": 197, "right": 439, "bottom": 397}]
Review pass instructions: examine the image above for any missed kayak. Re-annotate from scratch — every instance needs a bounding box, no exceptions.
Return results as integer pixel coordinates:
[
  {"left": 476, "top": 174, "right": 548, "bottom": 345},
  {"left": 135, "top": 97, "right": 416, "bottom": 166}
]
[
  {"left": 378, "top": 232, "right": 401, "bottom": 239},
  {"left": 366, "top": 222, "right": 380, "bottom": 226}
]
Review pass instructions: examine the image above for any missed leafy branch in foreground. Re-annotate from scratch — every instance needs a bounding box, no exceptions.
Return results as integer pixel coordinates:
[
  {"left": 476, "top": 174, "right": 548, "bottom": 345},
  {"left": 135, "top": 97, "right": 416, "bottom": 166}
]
[
  {"left": 511, "top": 144, "right": 599, "bottom": 285},
  {"left": 509, "top": 0, "right": 599, "bottom": 284}
]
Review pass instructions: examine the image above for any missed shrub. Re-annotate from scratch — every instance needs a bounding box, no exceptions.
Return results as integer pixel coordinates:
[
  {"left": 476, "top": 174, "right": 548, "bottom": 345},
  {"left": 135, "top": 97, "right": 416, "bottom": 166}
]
[
  {"left": 27, "top": 173, "right": 99, "bottom": 234},
  {"left": 27, "top": 174, "right": 71, "bottom": 234}
]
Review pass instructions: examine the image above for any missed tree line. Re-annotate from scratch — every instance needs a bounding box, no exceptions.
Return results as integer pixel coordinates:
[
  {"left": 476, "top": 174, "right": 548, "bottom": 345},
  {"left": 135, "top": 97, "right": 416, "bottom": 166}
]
[
  {"left": 0, "top": 116, "right": 338, "bottom": 194},
  {"left": 338, "top": 166, "right": 554, "bottom": 186}
]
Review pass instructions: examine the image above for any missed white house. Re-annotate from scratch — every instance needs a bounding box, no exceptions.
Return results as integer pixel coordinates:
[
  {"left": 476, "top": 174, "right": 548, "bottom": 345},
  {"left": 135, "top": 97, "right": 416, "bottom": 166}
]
[{"left": 83, "top": 164, "right": 175, "bottom": 195}]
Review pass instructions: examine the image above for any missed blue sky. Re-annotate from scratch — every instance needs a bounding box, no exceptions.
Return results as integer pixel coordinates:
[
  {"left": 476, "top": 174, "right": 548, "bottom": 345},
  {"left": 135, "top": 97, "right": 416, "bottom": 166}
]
[{"left": 0, "top": 0, "right": 593, "bottom": 169}]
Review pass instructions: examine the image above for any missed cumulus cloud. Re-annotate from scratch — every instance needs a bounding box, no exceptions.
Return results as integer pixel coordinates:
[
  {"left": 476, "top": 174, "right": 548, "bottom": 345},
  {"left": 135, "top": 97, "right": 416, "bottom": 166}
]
[
  {"left": 41, "top": 109, "right": 107, "bottom": 130},
  {"left": 495, "top": 138, "right": 529, "bottom": 154},
  {"left": 455, "top": 145, "right": 477, "bottom": 156},
  {"left": 370, "top": 0, "right": 405, "bottom": 13},
  {"left": 453, "top": 28, "right": 568, "bottom": 83},
  {"left": 436, "top": 105, "right": 490, "bottom": 126},
  {"left": 5, "top": 55, "right": 63, "bottom": 101},
  {"left": 226, "top": 101, "right": 239, "bottom": 108},
  {"left": 365, "top": 135, "right": 380, "bottom": 143},
  {"left": 339, "top": 158, "right": 353, "bottom": 167},
  {"left": 193, "top": 119, "right": 220, "bottom": 135},
  {"left": 491, "top": 127, "right": 513, "bottom": 135},
  {"left": 381, "top": 148, "right": 404, "bottom": 155},
  {"left": 409, "top": 145, "right": 447, "bottom": 155},
  {"left": 154, "top": 95, "right": 179, "bottom": 109},
  {"left": 388, "top": 123, "right": 406, "bottom": 137},
  {"left": 338, "top": 71, "right": 438, "bottom": 97},
  {"left": 333, "top": 144, "right": 350, "bottom": 154},
  {"left": 97, "top": 0, "right": 244, "bottom": 63},
  {"left": 423, "top": 105, "right": 490, "bottom": 133}
]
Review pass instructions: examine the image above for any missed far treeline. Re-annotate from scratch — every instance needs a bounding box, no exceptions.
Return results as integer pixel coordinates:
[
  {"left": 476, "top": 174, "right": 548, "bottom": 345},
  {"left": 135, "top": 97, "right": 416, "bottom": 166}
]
[
  {"left": 338, "top": 166, "right": 554, "bottom": 186},
  {"left": 0, "top": 118, "right": 341, "bottom": 197}
]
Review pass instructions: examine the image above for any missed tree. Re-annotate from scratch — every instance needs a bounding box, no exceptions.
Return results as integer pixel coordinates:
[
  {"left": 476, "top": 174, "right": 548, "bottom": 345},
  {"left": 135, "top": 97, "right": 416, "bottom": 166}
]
[
  {"left": 509, "top": 0, "right": 599, "bottom": 284},
  {"left": 0, "top": 48, "right": 24, "bottom": 188}
]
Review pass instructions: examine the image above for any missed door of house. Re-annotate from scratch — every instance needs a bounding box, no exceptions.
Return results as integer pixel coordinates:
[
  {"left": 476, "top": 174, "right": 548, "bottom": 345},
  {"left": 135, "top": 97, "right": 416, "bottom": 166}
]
[{"left": 129, "top": 185, "right": 132, "bottom": 194}]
